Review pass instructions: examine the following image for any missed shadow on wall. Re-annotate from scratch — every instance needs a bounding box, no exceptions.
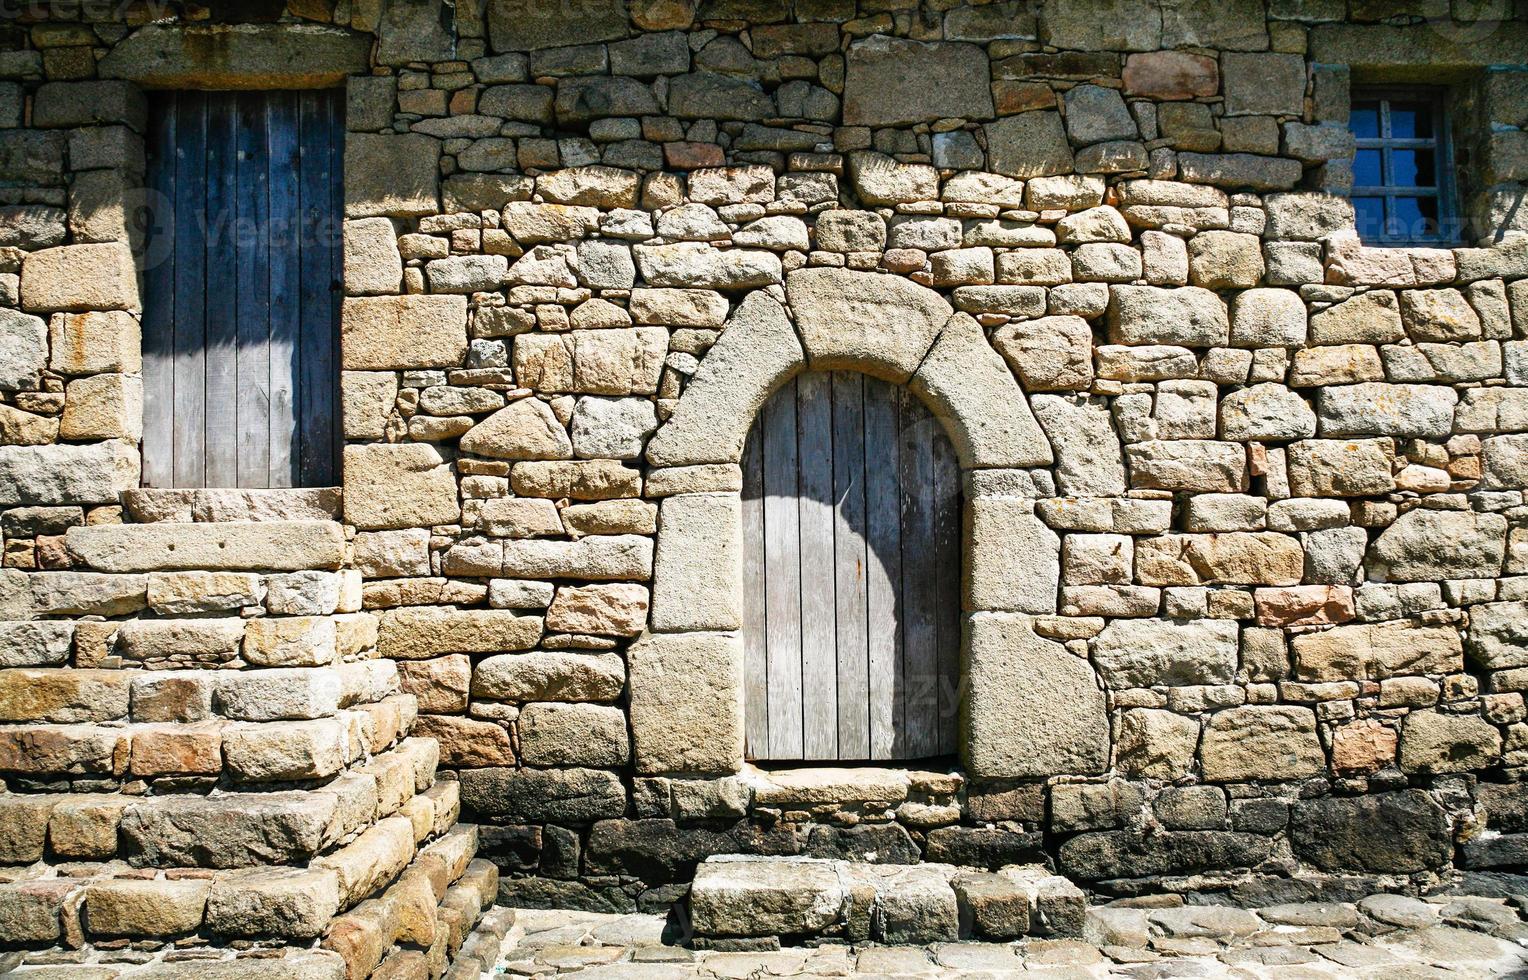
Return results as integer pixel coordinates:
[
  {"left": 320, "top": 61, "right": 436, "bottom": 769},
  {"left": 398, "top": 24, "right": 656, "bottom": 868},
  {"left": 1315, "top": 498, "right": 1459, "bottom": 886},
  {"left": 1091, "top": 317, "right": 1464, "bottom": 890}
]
[{"left": 740, "top": 368, "right": 964, "bottom": 765}]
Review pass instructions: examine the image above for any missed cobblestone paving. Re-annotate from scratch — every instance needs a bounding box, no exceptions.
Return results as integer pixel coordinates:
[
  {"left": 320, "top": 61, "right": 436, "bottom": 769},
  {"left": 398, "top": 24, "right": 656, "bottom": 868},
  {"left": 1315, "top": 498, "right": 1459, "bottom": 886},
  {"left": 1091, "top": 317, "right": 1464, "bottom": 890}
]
[{"left": 495, "top": 899, "right": 1528, "bottom": 979}]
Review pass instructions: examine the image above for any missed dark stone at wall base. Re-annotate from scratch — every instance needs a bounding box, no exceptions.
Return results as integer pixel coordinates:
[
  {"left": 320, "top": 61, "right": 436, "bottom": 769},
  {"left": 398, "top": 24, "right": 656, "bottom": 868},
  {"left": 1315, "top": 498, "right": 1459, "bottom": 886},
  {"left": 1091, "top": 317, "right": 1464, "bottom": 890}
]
[
  {"left": 477, "top": 824, "right": 542, "bottom": 872},
  {"left": 1290, "top": 791, "right": 1451, "bottom": 873},
  {"left": 1460, "top": 834, "right": 1528, "bottom": 870},
  {"left": 1228, "top": 874, "right": 1386, "bottom": 908},
  {"left": 459, "top": 766, "right": 627, "bottom": 825},
  {"left": 498, "top": 876, "right": 636, "bottom": 914},
  {"left": 802, "top": 823, "right": 920, "bottom": 864},
  {"left": 691, "top": 936, "right": 782, "bottom": 952},
  {"left": 638, "top": 882, "right": 691, "bottom": 914},
  {"left": 1446, "top": 871, "right": 1528, "bottom": 901},
  {"left": 1059, "top": 830, "right": 1273, "bottom": 881},
  {"left": 1478, "top": 783, "right": 1528, "bottom": 833},
  {"left": 925, "top": 827, "right": 1047, "bottom": 870},
  {"left": 1230, "top": 799, "right": 1291, "bottom": 835},
  {"left": 540, "top": 824, "right": 582, "bottom": 879},
  {"left": 584, "top": 818, "right": 800, "bottom": 882}
]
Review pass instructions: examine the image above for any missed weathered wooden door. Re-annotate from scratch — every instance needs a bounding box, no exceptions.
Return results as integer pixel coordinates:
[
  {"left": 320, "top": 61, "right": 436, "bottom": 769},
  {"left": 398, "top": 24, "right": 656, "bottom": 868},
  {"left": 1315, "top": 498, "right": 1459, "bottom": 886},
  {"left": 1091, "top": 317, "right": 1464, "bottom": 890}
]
[
  {"left": 142, "top": 90, "right": 342, "bottom": 489},
  {"left": 742, "top": 372, "right": 962, "bottom": 762}
]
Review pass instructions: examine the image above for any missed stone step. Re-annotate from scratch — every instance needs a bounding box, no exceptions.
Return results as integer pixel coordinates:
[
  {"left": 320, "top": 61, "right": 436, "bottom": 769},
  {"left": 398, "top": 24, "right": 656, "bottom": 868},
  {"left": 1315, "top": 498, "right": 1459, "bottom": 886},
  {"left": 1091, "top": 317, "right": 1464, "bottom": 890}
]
[{"left": 687, "top": 855, "right": 1086, "bottom": 946}]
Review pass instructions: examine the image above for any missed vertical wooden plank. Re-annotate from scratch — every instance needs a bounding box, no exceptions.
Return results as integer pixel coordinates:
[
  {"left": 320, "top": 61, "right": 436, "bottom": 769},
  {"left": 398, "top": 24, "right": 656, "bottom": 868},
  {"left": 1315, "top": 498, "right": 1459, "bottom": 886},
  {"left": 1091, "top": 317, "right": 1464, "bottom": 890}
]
[
  {"left": 931, "top": 423, "right": 962, "bottom": 755},
  {"left": 832, "top": 372, "right": 870, "bottom": 760},
  {"left": 762, "top": 379, "right": 803, "bottom": 760},
  {"left": 236, "top": 92, "right": 272, "bottom": 488},
  {"left": 202, "top": 93, "right": 240, "bottom": 487},
  {"left": 171, "top": 91, "right": 208, "bottom": 489},
  {"left": 141, "top": 92, "right": 176, "bottom": 489},
  {"left": 741, "top": 426, "right": 769, "bottom": 760},
  {"left": 267, "top": 91, "right": 300, "bottom": 487},
  {"left": 796, "top": 372, "right": 837, "bottom": 760},
  {"left": 863, "top": 378, "right": 903, "bottom": 760},
  {"left": 899, "top": 388, "right": 939, "bottom": 758},
  {"left": 296, "top": 90, "right": 341, "bottom": 487}
]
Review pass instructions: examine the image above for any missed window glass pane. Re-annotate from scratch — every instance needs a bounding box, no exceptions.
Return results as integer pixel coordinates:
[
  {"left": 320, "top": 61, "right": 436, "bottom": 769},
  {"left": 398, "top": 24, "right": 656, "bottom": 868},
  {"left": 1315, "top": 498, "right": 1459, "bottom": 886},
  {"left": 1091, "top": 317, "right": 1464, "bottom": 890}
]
[
  {"left": 1391, "top": 149, "right": 1434, "bottom": 188},
  {"left": 1350, "top": 102, "right": 1380, "bottom": 138},
  {"left": 1354, "top": 149, "right": 1383, "bottom": 187},
  {"left": 1353, "top": 197, "right": 1385, "bottom": 238},
  {"left": 1387, "top": 102, "right": 1434, "bottom": 139},
  {"left": 1391, "top": 196, "right": 1441, "bottom": 240}
]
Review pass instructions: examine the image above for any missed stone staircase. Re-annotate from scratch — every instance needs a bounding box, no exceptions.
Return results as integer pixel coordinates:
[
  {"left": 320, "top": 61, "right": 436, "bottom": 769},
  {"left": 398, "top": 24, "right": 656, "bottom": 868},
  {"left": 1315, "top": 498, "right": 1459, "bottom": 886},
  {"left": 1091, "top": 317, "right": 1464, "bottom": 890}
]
[
  {"left": 686, "top": 856, "right": 1087, "bottom": 948},
  {"left": 0, "top": 489, "right": 514, "bottom": 979}
]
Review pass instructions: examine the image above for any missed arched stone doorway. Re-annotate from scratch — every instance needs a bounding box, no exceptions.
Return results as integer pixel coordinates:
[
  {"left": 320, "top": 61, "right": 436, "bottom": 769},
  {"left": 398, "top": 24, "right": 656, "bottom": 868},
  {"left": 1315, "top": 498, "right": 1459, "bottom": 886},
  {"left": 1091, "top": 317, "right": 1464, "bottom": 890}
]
[{"left": 630, "top": 273, "right": 1111, "bottom": 782}]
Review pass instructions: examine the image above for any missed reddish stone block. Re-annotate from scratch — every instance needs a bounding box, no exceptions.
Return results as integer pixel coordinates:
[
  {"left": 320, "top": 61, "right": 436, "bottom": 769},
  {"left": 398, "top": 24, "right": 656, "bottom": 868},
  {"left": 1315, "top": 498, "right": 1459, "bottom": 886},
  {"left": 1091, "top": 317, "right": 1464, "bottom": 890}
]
[
  {"left": 1123, "top": 51, "right": 1220, "bottom": 100},
  {"left": 663, "top": 141, "right": 726, "bottom": 169}
]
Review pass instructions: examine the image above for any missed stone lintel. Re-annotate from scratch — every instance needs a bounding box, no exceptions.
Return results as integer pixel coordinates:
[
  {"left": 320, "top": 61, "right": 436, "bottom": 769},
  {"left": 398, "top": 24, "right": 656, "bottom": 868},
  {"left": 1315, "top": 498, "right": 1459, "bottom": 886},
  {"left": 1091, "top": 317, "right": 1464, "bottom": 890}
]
[{"left": 99, "top": 24, "right": 373, "bottom": 90}]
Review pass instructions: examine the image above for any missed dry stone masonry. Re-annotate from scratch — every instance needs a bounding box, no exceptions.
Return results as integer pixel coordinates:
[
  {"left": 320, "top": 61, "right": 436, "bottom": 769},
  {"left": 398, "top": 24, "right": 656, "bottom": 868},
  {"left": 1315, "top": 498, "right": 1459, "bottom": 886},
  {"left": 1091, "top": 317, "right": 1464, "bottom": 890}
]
[{"left": 1, "top": 0, "right": 1528, "bottom": 971}]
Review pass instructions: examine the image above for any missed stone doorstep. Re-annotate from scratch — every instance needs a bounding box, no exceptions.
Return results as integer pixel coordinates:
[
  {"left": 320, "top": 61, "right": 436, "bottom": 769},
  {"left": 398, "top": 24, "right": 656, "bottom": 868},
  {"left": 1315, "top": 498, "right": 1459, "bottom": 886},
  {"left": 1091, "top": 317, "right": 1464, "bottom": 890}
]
[{"left": 687, "top": 855, "right": 1086, "bottom": 945}]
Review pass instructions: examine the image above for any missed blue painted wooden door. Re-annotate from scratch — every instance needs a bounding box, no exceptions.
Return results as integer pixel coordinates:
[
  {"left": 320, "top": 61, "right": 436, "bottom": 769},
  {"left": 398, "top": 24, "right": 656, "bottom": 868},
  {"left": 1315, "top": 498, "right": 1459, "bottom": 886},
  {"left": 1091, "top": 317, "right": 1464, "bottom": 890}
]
[{"left": 141, "top": 89, "right": 342, "bottom": 488}]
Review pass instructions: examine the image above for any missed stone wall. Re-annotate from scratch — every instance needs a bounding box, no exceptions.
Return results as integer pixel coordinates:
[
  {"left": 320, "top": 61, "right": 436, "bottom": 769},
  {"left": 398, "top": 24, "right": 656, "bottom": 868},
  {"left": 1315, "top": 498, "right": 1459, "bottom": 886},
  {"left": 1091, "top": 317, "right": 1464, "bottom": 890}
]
[{"left": 3, "top": 0, "right": 1528, "bottom": 958}]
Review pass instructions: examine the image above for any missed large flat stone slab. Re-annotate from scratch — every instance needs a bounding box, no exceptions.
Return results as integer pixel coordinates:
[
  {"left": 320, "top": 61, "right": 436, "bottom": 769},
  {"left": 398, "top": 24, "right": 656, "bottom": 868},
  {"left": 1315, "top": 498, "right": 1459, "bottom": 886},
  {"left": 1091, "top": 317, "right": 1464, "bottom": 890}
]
[
  {"left": 65, "top": 522, "right": 345, "bottom": 572},
  {"left": 100, "top": 23, "right": 368, "bottom": 89}
]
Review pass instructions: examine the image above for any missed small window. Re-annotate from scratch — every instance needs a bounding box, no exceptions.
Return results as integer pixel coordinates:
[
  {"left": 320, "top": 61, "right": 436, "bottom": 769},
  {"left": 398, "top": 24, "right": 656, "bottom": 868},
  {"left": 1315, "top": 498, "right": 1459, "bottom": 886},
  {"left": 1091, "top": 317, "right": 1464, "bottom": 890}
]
[{"left": 1349, "top": 86, "right": 1461, "bottom": 245}]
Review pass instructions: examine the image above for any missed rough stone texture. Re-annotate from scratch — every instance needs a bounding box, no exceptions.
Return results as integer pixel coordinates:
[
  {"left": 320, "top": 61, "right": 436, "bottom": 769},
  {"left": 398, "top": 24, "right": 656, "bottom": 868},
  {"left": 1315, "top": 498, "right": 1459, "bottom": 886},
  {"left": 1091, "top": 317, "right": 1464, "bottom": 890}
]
[
  {"left": 100, "top": 23, "right": 370, "bottom": 88},
  {"left": 20, "top": 242, "right": 138, "bottom": 313},
  {"left": 1030, "top": 396, "right": 1124, "bottom": 495},
  {"left": 0, "top": 442, "right": 140, "bottom": 506},
  {"left": 964, "top": 497, "right": 1060, "bottom": 614},
  {"left": 1368, "top": 509, "right": 1508, "bottom": 582},
  {"left": 628, "top": 631, "right": 743, "bottom": 775},
  {"left": 786, "top": 268, "right": 952, "bottom": 382},
  {"left": 458, "top": 766, "right": 626, "bottom": 824},
  {"left": 911, "top": 314, "right": 1053, "bottom": 468},
  {"left": 1200, "top": 706, "right": 1325, "bottom": 782},
  {"left": 843, "top": 37, "right": 993, "bottom": 127},
  {"left": 342, "top": 294, "right": 467, "bottom": 370},
  {"left": 1291, "top": 792, "right": 1452, "bottom": 873},
  {"left": 646, "top": 292, "right": 802, "bottom": 467},
  {"left": 344, "top": 133, "right": 440, "bottom": 218},
  {"left": 1092, "top": 619, "right": 1238, "bottom": 688},
  {"left": 65, "top": 522, "right": 344, "bottom": 573},
  {"left": 344, "top": 444, "right": 460, "bottom": 531},
  {"left": 651, "top": 493, "right": 740, "bottom": 631},
  {"left": 1108, "top": 286, "right": 1229, "bottom": 347},
  {"left": 965, "top": 613, "right": 1108, "bottom": 779}
]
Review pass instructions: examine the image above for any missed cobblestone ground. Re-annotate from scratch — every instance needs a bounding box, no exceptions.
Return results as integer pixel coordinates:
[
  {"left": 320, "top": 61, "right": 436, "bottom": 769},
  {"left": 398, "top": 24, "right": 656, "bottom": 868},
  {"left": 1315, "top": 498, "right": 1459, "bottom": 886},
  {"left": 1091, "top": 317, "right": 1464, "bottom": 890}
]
[{"left": 494, "top": 899, "right": 1528, "bottom": 979}]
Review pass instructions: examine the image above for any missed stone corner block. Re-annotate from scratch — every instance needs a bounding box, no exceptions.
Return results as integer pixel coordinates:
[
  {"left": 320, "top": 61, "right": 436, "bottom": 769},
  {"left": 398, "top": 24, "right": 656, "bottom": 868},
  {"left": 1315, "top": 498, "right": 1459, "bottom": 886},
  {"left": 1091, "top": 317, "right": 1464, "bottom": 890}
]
[{"left": 627, "top": 630, "right": 743, "bottom": 776}]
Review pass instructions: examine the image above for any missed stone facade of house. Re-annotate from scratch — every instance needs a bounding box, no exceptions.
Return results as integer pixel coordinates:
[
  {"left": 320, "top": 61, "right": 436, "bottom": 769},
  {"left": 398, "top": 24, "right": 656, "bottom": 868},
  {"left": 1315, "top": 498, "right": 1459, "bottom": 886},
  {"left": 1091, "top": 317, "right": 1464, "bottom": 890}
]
[{"left": 2, "top": 0, "right": 1528, "bottom": 973}]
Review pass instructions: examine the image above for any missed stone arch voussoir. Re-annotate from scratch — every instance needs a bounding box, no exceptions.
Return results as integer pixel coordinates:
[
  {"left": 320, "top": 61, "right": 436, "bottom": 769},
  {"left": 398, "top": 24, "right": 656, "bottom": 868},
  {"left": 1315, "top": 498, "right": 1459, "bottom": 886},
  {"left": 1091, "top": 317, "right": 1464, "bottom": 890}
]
[{"left": 647, "top": 269, "right": 1055, "bottom": 470}]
